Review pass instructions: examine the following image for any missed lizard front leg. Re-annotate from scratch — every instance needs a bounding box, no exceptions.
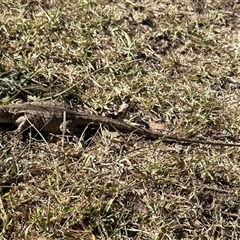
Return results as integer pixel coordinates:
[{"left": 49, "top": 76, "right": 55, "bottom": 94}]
[
  {"left": 2, "top": 115, "right": 30, "bottom": 139},
  {"left": 13, "top": 115, "right": 31, "bottom": 134}
]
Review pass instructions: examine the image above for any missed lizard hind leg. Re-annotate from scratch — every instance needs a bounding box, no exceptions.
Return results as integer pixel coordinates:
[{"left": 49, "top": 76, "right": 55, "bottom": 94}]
[
  {"left": 59, "top": 120, "right": 101, "bottom": 144},
  {"left": 60, "top": 120, "right": 82, "bottom": 136},
  {"left": 59, "top": 120, "right": 86, "bottom": 144}
]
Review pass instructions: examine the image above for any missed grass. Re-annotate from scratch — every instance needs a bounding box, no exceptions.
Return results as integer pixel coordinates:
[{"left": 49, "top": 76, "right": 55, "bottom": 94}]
[{"left": 1, "top": 0, "right": 240, "bottom": 239}]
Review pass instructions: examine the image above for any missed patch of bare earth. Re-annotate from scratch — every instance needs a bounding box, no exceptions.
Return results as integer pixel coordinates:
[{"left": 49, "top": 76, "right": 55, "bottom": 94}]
[{"left": 1, "top": 0, "right": 240, "bottom": 239}]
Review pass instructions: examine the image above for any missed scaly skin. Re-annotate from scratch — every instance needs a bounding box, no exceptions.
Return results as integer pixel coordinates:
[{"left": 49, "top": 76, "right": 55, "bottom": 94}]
[{"left": 0, "top": 103, "right": 240, "bottom": 146}]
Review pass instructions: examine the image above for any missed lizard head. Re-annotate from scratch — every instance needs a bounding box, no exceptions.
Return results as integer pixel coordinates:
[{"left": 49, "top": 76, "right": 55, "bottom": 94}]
[{"left": 0, "top": 107, "right": 12, "bottom": 123}]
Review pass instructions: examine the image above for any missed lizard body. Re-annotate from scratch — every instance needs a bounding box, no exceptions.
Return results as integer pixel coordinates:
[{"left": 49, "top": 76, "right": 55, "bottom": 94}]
[{"left": 0, "top": 103, "right": 239, "bottom": 147}]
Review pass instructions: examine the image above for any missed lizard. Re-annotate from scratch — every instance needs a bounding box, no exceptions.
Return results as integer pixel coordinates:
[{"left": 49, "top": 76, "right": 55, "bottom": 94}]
[{"left": 0, "top": 102, "right": 239, "bottom": 147}]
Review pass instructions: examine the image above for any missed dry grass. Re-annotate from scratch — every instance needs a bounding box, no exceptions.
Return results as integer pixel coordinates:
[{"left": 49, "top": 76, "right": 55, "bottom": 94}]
[{"left": 1, "top": 0, "right": 240, "bottom": 239}]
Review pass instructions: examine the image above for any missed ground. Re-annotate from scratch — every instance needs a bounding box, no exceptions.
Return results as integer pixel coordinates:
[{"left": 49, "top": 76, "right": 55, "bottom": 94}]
[{"left": 1, "top": 0, "right": 240, "bottom": 239}]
